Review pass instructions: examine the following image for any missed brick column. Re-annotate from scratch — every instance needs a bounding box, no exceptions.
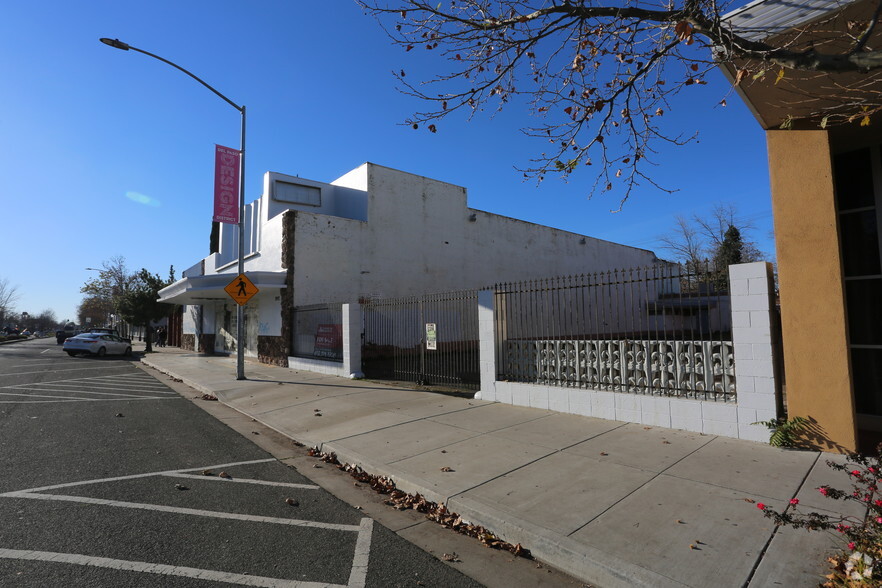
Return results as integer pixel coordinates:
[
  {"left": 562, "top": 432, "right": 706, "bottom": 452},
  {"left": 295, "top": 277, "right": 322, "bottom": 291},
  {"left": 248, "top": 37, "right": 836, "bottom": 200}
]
[
  {"left": 729, "top": 262, "right": 781, "bottom": 442},
  {"left": 477, "top": 290, "right": 496, "bottom": 401}
]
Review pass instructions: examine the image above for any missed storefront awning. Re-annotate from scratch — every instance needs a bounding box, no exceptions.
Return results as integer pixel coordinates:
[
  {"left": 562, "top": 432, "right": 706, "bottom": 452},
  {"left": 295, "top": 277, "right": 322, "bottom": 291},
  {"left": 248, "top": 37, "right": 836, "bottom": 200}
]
[{"left": 157, "top": 271, "right": 287, "bottom": 305}]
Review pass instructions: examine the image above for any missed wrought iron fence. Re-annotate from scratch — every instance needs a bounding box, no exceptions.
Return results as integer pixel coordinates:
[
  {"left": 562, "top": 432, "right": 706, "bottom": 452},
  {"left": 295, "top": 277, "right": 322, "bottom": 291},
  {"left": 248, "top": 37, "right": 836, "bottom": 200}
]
[
  {"left": 362, "top": 290, "right": 479, "bottom": 391},
  {"left": 493, "top": 262, "right": 736, "bottom": 401},
  {"left": 291, "top": 303, "right": 344, "bottom": 362}
]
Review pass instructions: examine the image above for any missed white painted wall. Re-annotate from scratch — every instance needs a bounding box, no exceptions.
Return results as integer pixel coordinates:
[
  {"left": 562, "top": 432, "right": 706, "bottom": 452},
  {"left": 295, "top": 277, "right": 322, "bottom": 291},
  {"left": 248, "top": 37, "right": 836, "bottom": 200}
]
[{"left": 289, "top": 163, "right": 658, "bottom": 306}]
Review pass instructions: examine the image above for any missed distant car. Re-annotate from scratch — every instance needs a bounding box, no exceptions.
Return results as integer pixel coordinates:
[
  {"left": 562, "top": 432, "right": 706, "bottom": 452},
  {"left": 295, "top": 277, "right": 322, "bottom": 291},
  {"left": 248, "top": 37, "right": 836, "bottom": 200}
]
[{"left": 63, "top": 333, "right": 132, "bottom": 357}]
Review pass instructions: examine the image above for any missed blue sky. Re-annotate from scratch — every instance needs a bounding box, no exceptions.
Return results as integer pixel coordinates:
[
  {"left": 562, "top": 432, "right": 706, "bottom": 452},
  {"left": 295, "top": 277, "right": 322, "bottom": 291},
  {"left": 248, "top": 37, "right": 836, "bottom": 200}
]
[{"left": 0, "top": 1, "right": 772, "bottom": 324}]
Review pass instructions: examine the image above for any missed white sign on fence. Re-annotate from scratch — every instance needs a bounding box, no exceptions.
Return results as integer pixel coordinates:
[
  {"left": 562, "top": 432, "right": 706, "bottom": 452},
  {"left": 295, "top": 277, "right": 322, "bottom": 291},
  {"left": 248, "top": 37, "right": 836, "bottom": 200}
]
[{"left": 426, "top": 323, "right": 437, "bottom": 350}]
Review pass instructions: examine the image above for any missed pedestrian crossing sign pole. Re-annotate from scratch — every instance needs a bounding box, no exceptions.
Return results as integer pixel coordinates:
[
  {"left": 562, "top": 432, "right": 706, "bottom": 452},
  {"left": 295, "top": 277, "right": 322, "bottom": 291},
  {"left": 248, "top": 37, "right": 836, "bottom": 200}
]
[{"left": 224, "top": 274, "right": 259, "bottom": 306}]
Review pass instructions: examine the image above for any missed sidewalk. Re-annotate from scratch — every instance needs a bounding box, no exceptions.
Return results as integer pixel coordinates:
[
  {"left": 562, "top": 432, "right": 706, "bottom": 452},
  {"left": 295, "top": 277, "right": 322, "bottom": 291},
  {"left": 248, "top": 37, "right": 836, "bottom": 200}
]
[{"left": 137, "top": 343, "right": 851, "bottom": 587}]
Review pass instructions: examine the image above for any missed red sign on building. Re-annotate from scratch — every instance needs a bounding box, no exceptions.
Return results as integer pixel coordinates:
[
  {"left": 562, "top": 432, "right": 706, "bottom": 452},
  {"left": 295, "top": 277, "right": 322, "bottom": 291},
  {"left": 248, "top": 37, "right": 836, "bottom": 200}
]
[{"left": 213, "top": 144, "right": 240, "bottom": 224}]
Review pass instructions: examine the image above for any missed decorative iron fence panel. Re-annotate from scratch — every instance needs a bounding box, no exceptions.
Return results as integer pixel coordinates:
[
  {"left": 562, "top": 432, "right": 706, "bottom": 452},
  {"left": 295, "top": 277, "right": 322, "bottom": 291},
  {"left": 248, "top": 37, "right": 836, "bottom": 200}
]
[
  {"left": 291, "top": 303, "right": 344, "bottom": 362},
  {"left": 495, "top": 262, "right": 737, "bottom": 401},
  {"left": 362, "top": 290, "right": 480, "bottom": 391}
]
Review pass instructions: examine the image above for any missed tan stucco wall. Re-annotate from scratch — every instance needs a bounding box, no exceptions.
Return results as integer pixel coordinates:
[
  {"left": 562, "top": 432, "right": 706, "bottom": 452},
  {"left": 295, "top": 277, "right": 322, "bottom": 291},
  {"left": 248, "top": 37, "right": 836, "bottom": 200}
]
[{"left": 767, "top": 130, "right": 857, "bottom": 452}]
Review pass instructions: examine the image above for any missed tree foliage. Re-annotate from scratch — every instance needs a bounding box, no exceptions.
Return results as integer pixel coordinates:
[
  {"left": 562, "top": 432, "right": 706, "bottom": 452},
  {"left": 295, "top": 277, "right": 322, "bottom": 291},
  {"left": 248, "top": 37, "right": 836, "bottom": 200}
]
[
  {"left": 658, "top": 203, "right": 765, "bottom": 266},
  {"left": 116, "top": 268, "right": 174, "bottom": 352},
  {"left": 80, "top": 256, "right": 132, "bottom": 325},
  {"left": 360, "top": 0, "right": 882, "bottom": 204}
]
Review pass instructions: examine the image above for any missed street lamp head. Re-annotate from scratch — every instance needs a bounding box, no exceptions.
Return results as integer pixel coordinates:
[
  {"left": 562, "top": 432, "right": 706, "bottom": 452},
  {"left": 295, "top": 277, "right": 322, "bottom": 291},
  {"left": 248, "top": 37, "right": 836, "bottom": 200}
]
[{"left": 99, "top": 38, "right": 130, "bottom": 51}]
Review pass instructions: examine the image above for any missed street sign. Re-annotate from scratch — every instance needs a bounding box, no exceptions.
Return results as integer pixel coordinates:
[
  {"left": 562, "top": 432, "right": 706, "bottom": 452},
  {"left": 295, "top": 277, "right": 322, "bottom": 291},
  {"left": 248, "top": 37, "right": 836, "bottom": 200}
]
[{"left": 224, "top": 274, "right": 259, "bottom": 306}]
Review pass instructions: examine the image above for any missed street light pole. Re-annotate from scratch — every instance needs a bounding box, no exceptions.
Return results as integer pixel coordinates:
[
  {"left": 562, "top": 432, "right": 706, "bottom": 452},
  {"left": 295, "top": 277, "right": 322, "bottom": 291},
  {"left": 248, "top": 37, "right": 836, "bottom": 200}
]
[{"left": 99, "top": 38, "right": 247, "bottom": 380}]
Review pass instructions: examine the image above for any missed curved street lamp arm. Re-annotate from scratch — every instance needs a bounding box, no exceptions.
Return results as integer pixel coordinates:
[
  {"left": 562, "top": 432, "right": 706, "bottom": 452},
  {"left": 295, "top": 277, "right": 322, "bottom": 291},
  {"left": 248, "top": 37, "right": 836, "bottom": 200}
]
[{"left": 99, "top": 38, "right": 242, "bottom": 113}]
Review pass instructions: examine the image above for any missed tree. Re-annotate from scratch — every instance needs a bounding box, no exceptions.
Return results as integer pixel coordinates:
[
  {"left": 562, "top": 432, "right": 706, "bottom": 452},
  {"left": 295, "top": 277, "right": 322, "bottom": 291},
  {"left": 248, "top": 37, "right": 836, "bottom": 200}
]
[
  {"left": 659, "top": 203, "right": 765, "bottom": 262},
  {"left": 0, "top": 277, "right": 20, "bottom": 327},
  {"left": 658, "top": 203, "right": 767, "bottom": 291},
  {"left": 359, "top": 0, "right": 882, "bottom": 204},
  {"left": 80, "top": 256, "right": 132, "bottom": 327},
  {"left": 116, "top": 268, "right": 173, "bottom": 353}
]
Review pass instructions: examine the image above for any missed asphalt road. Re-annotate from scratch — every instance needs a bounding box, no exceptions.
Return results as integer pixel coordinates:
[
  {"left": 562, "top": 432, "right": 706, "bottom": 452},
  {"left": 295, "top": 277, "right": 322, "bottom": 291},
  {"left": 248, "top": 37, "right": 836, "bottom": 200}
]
[{"left": 0, "top": 338, "right": 484, "bottom": 587}]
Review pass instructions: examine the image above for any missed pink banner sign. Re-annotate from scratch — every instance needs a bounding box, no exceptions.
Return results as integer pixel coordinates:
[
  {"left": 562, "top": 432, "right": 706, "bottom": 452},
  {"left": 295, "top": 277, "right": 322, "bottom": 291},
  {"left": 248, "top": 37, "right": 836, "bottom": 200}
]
[{"left": 213, "top": 144, "right": 240, "bottom": 224}]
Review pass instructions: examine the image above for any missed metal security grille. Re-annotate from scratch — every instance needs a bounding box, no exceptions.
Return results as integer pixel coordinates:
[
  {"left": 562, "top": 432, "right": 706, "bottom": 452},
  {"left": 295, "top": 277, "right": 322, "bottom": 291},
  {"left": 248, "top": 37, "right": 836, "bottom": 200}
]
[
  {"left": 362, "top": 290, "right": 479, "bottom": 392},
  {"left": 493, "top": 262, "right": 736, "bottom": 401}
]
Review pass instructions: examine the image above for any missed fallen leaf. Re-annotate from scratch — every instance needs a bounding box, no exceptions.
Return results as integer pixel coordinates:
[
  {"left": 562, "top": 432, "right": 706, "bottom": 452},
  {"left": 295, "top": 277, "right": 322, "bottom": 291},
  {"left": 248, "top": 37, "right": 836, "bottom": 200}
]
[
  {"left": 440, "top": 466, "right": 454, "bottom": 472},
  {"left": 442, "top": 552, "right": 461, "bottom": 562},
  {"left": 285, "top": 498, "right": 299, "bottom": 506},
  {"left": 175, "top": 484, "right": 189, "bottom": 491},
  {"left": 201, "top": 470, "right": 213, "bottom": 476},
  {"left": 599, "top": 452, "right": 609, "bottom": 456},
  {"left": 743, "top": 498, "right": 755, "bottom": 503},
  {"left": 219, "top": 471, "right": 231, "bottom": 479}
]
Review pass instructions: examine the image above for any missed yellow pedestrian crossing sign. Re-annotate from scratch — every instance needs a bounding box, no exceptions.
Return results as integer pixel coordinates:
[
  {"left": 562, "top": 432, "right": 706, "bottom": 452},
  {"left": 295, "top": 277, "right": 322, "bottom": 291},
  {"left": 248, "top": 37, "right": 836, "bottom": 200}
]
[{"left": 224, "top": 274, "right": 259, "bottom": 306}]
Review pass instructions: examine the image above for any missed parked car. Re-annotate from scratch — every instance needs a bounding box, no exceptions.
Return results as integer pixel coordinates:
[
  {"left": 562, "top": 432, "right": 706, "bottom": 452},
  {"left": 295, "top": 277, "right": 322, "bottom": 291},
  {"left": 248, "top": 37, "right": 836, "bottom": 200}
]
[
  {"left": 83, "top": 327, "right": 130, "bottom": 341},
  {"left": 63, "top": 333, "right": 132, "bottom": 357}
]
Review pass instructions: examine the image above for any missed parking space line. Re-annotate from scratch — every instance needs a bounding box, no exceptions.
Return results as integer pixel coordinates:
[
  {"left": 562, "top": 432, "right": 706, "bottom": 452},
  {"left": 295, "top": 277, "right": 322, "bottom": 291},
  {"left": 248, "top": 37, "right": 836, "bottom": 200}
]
[
  {"left": 4, "top": 458, "right": 277, "bottom": 493},
  {"left": 0, "top": 392, "right": 103, "bottom": 401},
  {"left": 4, "top": 492, "right": 364, "bottom": 532},
  {"left": 162, "top": 473, "right": 320, "bottom": 490},
  {"left": 4, "top": 366, "right": 131, "bottom": 376},
  {"left": 348, "top": 518, "right": 373, "bottom": 588},
  {"left": 0, "top": 548, "right": 345, "bottom": 587},
  {"left": 4, "top": 386, "right": 176, "bottom": 399}
]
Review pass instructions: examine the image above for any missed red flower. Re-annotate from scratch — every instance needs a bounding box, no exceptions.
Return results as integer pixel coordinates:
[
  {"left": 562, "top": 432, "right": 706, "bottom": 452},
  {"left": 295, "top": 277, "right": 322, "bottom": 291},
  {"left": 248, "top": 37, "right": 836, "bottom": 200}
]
[
  {"left": 849, "top": 542, "right": 856, "bottom": 550},
  {"left": 819, "top": 487, "right": 829, "bottom": 496},
  {"left": 875, "top": 499, "right": 882, "bottom": 507},
  {"left": 789, "top": 498, "right": 799, "bottom": 505},
  {"left": 756, "top": 502, "right": 766, "bottom": 510},
  {"left": 851, "top": 470, "right": 862, "bottom": 477}
]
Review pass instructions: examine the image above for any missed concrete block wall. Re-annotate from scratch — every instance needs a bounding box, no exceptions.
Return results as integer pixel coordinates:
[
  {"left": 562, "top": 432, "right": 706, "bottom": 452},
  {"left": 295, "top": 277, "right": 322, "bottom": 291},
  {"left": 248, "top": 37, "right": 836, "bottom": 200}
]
[{"left": 476, "top": 263, "right": 782, "bottom": 444}]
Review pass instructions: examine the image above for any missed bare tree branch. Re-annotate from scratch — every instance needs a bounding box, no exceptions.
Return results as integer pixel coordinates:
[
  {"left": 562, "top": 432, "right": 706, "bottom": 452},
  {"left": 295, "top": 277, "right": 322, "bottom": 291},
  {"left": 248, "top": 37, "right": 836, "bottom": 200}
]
[{"left": 360, "top": 0, "right": 882, "bottom": 203}]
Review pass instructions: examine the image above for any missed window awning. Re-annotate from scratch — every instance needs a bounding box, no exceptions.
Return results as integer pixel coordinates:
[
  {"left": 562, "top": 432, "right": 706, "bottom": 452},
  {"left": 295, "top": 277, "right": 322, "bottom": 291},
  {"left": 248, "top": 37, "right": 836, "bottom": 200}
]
[{"left": 157, "top": 271, "right": 286, "bottom": 305}]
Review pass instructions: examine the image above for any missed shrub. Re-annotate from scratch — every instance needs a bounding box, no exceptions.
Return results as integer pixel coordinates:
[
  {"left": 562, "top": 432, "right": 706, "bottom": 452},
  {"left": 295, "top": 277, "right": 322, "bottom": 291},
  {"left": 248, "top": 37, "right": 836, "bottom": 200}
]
[{"left": 757, "top": 444, "right": 882, "bottom": 585}]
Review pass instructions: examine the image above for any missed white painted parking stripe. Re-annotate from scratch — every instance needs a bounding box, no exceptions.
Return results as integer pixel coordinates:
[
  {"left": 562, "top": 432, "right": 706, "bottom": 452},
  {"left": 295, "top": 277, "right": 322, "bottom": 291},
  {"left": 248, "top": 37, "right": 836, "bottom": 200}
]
[
  {"left": 34, "top": 380, "right": 175, "bottom": 390},
  {"left": 162, "top": 473, "right": 320, "bottom": 490},
  {"left": 5, "top": 458, "right": 277, "bottom": 493},
  {"left": 4, "top": 492, "right": 362, "bottom": 532},
  {"left": 0, "top": 393, "right": 180, "bottom": 403},
  {"left": 0, "top": 399, "right": 85, "bottom": 404},
  {"left": 347, "top": 518, "right": 373, "bottom": 588},
  {"left": 6, "top": 366, "right": 131, "bottom": 376},
  {"left": 0, "top": 549, "right": 345, "bottom": 587},
  {"left": 4, "top": 387, "right": 174, "bottom": 399},
  {"left": 0, "top": 392, "right": 101, "bottom": 401}
]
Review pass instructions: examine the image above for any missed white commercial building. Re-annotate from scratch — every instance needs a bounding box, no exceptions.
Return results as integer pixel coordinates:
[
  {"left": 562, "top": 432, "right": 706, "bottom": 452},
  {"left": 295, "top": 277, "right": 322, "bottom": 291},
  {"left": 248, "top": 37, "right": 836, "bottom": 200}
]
[{"left": 158, "top": 162, "right": 659, "bottom": 367}]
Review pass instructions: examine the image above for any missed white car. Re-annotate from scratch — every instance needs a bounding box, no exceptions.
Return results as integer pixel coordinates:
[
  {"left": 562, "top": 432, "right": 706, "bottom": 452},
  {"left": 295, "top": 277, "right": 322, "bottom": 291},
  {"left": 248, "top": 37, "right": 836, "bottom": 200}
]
[{"left": 63, "top": 333, "right": 132, "bottom": 357}]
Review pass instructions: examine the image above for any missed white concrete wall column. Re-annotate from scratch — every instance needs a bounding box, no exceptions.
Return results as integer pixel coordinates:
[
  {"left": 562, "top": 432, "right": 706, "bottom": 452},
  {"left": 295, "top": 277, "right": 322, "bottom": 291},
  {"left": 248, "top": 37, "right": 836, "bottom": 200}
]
[
  {"left": 729, "top": 261, "right": 780, "bottom": 442},
  {"left": 476, "top": 290, "right": 497, "bottom": 401},
  {"left": 343, "top": 303, "right": 364, "bottom": 379}
]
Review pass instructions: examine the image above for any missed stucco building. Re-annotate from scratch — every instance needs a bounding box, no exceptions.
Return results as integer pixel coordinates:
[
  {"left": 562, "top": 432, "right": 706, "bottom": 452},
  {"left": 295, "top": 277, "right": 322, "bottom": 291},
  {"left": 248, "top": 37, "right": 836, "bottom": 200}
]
[
  {"left": 726, "top": 0, "right": 882, "bottom": 452},
  {"left": 158, "top": 163, "right": 659, "bottom": 368}
]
